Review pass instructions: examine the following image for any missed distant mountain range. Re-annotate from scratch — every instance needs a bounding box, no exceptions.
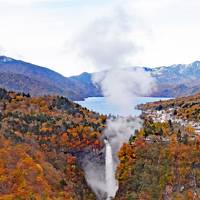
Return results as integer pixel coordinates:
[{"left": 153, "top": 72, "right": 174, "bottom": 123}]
[
  {"left": 72, "top": 60, "right": 200, "bottom": 98},
  {"left": 150, "top": 61, "right": 200, "bottom": 97},
  {"left": 0, "top": 55, "right": 200, "bottom": 100}
]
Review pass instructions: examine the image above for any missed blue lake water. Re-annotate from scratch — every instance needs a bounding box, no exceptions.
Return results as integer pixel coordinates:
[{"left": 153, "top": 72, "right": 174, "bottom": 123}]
[{"left": 76, "top": 97, "right": 170, "bottom": 116}]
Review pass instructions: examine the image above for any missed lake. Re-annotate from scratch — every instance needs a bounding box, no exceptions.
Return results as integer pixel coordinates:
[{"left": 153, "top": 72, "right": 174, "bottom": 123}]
[{"left": 76, "top": 97, "right": 170, "bottom": 116}]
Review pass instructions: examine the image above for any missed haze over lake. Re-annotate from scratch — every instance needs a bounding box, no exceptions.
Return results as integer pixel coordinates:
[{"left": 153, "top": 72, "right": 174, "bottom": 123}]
[{"left": 76, "top": 97, "right": 170, "bottom": 116}]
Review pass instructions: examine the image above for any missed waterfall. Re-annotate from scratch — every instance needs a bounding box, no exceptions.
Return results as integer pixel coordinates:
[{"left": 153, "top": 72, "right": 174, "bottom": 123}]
[{"left": 104, "top": 139, "right": 118, "bottom": 200}]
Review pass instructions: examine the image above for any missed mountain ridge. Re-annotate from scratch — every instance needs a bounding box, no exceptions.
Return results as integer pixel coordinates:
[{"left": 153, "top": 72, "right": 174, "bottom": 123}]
[
  {"left": 72, "top": 60, "right": 200, "bottom": 98},
  {"left": 0, "top": 56, "right": 100, "bottom": 100},
  {"left": 1, "top": 55, "right": 200, "bottom": 99}
]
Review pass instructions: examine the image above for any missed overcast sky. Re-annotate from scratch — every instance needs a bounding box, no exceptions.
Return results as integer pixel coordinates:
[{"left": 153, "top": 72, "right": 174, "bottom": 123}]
[{"left": 0, "top": 0, "right": 200, "bottom": 76}]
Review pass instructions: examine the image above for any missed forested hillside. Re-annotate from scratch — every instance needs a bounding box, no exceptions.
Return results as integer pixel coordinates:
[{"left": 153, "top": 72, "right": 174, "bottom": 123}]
[
  {"left": 114, "top": 93, "right": 200, "bottom": 199},
  {"left": 1, "top": 87, "right": 200, "bottom": 199},
  {"left": 115, "top": 118, "right": 200, "bottom": 199},
  {"left": 139, "top": 92, "right": 200, "bottom": 122},
  {"left": 0, "top": 88, "right": 106, "bottom": 199}
]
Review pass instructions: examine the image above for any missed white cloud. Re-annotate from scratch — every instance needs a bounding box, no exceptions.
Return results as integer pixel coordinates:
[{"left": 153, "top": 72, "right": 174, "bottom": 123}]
[
  {"left": 0, "top": 0, "right": 200, "bottom": 76},
  {"left": 0, "top": 45, "right": 5, "bottom": 54},
  {"left": 130, "top": 0, "right": 200, "bottom": 67}
]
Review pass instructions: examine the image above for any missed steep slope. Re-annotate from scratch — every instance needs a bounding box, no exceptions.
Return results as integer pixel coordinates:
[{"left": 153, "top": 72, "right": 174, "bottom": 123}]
[
  {"left": 114, "top": 93, "right": 200, "bottom": 199},
  {"left": 150, "top": 61, "right": 200, "bottom": 97},
  {"left": 0, "top": 56, "right": 91, "bottom": 100},
  {"left": 0, "top": 72, "right": 66, "bottom": 96},
  {"left": 69, "top": 72, "right": 102, "bottom": 97},
  {"left": 152, "top": 61, "right": 200, "bottom": 84},
  {"left": 1, "top": 88, "right": 200, "bottom": 199},
  {"left": 0, "top": 56, "right": 70, "bottom": 87},
  {"left": 0, "top": 88, "right": 106, "bottom": 199}
]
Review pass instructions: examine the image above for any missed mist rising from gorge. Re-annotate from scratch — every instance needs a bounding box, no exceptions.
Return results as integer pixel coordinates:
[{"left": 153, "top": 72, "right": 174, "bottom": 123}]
[{"left": 76, "top": 4, "right": 155, "bottom": 200}]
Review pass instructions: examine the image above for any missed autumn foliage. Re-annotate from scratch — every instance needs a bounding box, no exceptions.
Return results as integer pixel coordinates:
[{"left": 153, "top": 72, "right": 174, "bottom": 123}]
[
  {"left": 115, "top": 120, "right": 200, "bottom": 200},
  {"left": 0, "top": 88, "right": 104, "bottom": 200},
  {"left": 1, "top": 88, "right": 200, "bottom": 200}
]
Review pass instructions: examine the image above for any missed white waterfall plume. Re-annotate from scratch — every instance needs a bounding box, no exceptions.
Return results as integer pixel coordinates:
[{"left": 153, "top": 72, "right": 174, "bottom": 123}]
[{"left": 104, "top": 139, "right": 118, "bottom": 199}]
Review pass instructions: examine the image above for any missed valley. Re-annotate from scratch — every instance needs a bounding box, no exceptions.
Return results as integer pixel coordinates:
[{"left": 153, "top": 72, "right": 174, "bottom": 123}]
[
  {"left": 1, "top": 87, "right": 200, "bottom": 199},
  {"left": 1, "top": 1, "right": 200, "bottom": 199},
  {"left": 0, "top": 88, "right": 105, "bottom": 199},
  {"left": 0, "top": 56, "right": 199, "bottom": 199}
]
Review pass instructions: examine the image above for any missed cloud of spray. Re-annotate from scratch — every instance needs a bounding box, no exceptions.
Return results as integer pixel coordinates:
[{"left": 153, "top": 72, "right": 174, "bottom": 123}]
[
  {"left": 93, "top": 68, "right": 155, "bottom": 116},
  {"left": 78, "top": 3, "right": 155, "bottom": 199},
  {"left": 90, "top": 66, "right": 155, "bottom": 199},
  {"left": 104, "top": 117, "right": 143, "bottom": 155},
  {"left": 83, "top": 160, "right": 107, "bottom": 200},
  {"left": 94, "top": 68, "right": 155, "bottom": 162},
  {"left": 84, "top": 67, "right": 155, "bottom": 198},
  {"left": 82, "top": 117, "right": 144, "bottom": 199}
]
